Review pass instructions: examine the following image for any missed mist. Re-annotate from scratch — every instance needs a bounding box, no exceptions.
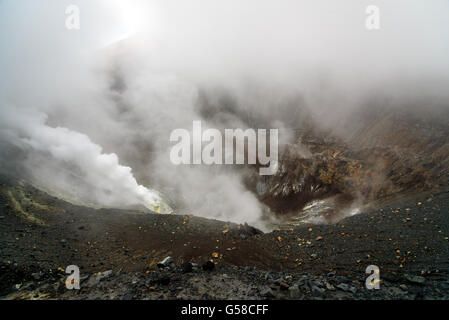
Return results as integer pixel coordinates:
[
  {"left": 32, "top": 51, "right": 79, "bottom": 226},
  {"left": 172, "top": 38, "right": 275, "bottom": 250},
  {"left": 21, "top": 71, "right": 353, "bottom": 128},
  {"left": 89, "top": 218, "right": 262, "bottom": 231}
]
[{"left": 1, "top": 0, "right": 449, "bottom": 228}]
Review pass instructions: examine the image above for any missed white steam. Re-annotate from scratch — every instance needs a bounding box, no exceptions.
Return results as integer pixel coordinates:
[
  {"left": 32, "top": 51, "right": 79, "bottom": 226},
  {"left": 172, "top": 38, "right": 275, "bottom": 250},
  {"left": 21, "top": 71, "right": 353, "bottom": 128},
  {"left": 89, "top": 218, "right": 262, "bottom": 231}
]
[
  {"left": 0, "top": 105, "right": 165, "bottom": 211},
  {"left": 1, "top": 1, "right": 449, "bottom": 227}
]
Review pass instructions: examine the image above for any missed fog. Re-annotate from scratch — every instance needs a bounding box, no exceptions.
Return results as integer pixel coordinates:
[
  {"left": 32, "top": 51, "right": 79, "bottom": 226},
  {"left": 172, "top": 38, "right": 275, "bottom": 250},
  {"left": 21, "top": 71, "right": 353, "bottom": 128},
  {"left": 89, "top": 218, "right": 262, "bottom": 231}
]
[{"left": 1, "top": 0, "right": 448, "bottom": 228}]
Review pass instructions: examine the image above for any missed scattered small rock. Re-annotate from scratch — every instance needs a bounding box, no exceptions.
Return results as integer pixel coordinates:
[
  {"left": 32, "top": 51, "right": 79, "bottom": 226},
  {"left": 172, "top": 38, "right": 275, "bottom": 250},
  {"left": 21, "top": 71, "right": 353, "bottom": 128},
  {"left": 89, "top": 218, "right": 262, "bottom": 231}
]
[
  {"left": 86, "top": 270, "right": 113, "bottom": 287},
  {"left": 181, "top": 262, "right": 193, "bottom": 273},
  {"left": 31, "top": 272, "right": 42, "bottom": 280},
  {"left": 336, "top": 283, "right": 349, "bottom": 292},
  {"left": 120, "top": 292, "right": 134, "bottom": 300},
  {"left": 311, "top": 285, "right": 324, "bottom": 297},
  {"left": 191, "top": 263, "right": 199, "bottom": 271},
  {"left": 265, "top": 272, "right": 273, "bottom": 280},
  {"left": 202, "top": 261, "right": 215, "bottom": 271},
  {"left": 404, "top": 274, "right": 426, "bottom": 284},
  {"left": 280, "top": 281, "right": 290, "bottom": 290},
  {"left": 260, "top": 288, "right": 275, "bottom": 298},
  {"left": 288, "top": 285, "right": 300, "bottom": 299},
  {"left": 157, "top": 256, "right": 174, "bottom": 268},
  {"left": 348, "top": 286, "right": 357, "bottom": 294}
]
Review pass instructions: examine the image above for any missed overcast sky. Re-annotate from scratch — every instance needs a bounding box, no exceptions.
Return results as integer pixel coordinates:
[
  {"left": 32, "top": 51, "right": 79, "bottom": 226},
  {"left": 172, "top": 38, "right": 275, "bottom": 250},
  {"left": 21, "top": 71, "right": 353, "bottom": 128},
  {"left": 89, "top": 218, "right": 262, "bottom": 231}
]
[{"left": 1, "top": 0, "right": 449, "bottom": 96}]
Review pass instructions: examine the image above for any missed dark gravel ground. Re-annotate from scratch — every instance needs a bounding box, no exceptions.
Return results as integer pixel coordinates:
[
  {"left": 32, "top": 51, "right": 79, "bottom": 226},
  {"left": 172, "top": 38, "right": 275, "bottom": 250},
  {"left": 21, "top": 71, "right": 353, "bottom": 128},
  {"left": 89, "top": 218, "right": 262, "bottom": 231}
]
[
  {"left": 1, "top": 174, "right": 449, "bottom": 299},
  {"left": 4, "top": 263, "right": 449, "bottom": 300}
]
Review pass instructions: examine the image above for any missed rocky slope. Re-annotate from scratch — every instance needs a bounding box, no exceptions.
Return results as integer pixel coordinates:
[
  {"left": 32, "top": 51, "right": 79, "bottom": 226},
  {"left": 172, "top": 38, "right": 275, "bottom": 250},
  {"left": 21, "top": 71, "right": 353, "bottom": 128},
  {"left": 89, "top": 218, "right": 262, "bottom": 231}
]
[
  {"left": 245, "top": 105, "right": 449, "bottom": 224},
  {"left": 1, "top": 174, "right": 448, "bottom": 299}
]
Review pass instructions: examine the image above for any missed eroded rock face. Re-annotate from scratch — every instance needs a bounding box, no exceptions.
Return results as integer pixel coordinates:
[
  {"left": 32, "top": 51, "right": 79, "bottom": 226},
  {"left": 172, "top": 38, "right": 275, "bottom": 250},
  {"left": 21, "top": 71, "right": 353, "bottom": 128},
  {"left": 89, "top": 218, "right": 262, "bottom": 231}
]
[
  {"left": 245, "top": 106, "right": 449, "bottom": 224},
  {"left": 246, "top": 135, "right": 361, "bottom": 223}
]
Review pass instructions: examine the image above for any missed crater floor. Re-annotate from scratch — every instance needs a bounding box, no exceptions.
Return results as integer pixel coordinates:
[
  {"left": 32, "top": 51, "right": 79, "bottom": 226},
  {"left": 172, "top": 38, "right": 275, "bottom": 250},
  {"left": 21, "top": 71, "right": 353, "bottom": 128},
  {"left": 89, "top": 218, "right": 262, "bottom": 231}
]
[{"left": 1, "top": 174, "right": 448, "bottom": 299}]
